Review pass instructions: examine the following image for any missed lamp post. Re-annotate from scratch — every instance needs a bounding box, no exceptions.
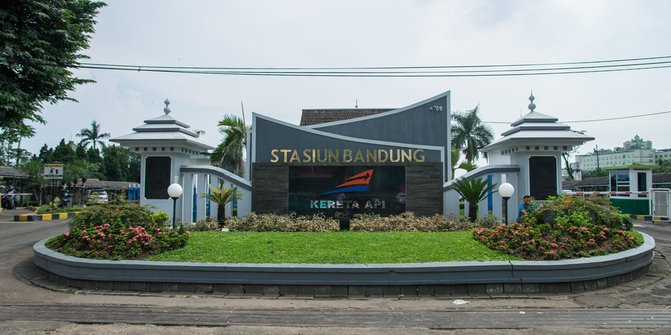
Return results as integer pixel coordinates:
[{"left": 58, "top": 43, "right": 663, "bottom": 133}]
[
  {"left": 167, "top": 183, "right": 183, "bottom": 229},
  {"left": 498, "top": 183, "right": 514, "bottom": 225}
]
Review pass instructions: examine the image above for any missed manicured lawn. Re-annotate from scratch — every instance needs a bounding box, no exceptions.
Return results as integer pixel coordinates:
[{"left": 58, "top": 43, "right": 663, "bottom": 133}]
[{"left": 149, "top": 231, "right": 520, "bottom": 264}]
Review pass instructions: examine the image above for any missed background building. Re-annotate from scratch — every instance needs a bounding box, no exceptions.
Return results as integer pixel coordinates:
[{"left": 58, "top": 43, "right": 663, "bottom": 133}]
[{"left": 575, "top": 135, "right": 661, "bottom": 172}]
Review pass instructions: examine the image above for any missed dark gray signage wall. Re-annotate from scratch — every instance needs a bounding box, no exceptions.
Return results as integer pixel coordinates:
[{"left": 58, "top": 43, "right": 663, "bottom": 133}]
[{"left": 252, "top": 163, "right": 442, "bottom": 217}]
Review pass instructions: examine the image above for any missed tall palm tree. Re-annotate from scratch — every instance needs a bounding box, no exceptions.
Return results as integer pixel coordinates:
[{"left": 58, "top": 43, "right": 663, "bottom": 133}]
[
  {"left": 451, "top": 105, "right": 494, "bottom": 163},
  {"left": 211, "top": 115, "right": 247, "bottom": 177},
  {"left": 77, "top": 120, "right": 110, "bottom": 151},
  {"left": 449, "top": 177, "right": 497, "bottom": 222},
  {"left": 201, "top": 185, "right": 241, "bottom": 225}
]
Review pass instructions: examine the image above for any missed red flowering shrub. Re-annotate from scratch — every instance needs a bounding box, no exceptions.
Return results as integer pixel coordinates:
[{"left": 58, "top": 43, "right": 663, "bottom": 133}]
[
  {"left": 473, "top": 210, "right": 639, "bottom": 260},
  {"left": 47, "top": 203, "right": 189, "bottom": 260}
]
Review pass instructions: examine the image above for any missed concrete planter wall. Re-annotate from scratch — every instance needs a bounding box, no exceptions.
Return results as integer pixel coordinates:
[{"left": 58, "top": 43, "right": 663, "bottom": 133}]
[{"left": 32, "top": 233, "right": 655, "bottom": 297}]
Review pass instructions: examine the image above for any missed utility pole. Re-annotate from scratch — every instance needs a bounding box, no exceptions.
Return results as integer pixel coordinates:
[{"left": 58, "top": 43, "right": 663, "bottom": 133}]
[{"left": 595, "top": 145, "right": 601, "bottom": 172}]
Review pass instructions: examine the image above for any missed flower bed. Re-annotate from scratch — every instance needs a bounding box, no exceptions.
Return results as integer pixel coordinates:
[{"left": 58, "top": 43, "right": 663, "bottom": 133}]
[
  {"left": 46, "top": 203, "right": 189, "bottom": 260},
  {"left": 473, "top": 196, "right": 640, "bottom": 260}
]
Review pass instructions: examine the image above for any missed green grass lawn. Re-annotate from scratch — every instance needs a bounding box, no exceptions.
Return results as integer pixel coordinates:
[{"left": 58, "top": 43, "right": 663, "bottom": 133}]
[{"left": 149, "top": 231, "right": 520, "bottom": 264}]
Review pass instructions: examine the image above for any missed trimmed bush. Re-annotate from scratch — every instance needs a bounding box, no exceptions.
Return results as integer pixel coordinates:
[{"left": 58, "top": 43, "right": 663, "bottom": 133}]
[
  {"left": 350, "top": 212, "right": 498, "bottom": 232},
  {"left": 225, "top": 213, "right": 339, "bottom": 232},
  {"left": 46, "top": 203, "right": 189, "bottom": 260}
]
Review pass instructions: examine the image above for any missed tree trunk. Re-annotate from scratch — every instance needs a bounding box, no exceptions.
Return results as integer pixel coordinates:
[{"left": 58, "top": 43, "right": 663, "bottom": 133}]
[
  {"left": 217, "top": 203, "right": 226, "bottom": 227},
  {"left": 468, "top": 204, "right": 478, "bottom": 222}
]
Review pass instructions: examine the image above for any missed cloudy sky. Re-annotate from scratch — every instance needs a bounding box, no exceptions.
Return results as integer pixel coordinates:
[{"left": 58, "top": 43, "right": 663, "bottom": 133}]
[{"left": 24, "top": 0, "right": 671, "bottom": 161}]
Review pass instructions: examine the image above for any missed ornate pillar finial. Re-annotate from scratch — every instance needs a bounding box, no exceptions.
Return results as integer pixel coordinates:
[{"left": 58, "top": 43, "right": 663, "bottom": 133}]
[
  {"left": 528, "top": 91, "right": 536, "bottom": 112},
  {"left": 164, "top": 98, "right": 171, "bottom": 115}
]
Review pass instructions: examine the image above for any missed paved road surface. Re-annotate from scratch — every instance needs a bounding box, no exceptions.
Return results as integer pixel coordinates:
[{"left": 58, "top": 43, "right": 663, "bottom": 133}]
[{"left": 0, "top": 209, "right": 670, "bottom": 334}]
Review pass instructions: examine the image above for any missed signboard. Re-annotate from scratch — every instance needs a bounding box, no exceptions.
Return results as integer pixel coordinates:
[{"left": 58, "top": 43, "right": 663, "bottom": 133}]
[
  {"left": 44, "top": 164, "right": 64, "bottom": 180},
  {"left": 288, "top": 166, "right": 405, "bottom": 217}
]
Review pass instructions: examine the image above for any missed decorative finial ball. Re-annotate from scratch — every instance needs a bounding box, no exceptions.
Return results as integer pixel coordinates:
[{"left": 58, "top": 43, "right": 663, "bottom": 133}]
[
  {"left": 163, "top": 98, "right": 171, "bottom": 115},
  {"left": 528, "top": 102, "right": 536, "bottom": 111},
  {"left": 529, "top": 94, "right": 535, "bottom": 102}
]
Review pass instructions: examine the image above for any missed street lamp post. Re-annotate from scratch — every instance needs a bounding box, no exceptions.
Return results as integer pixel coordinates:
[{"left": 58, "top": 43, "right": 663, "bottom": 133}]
[
  {"left": 167, "top": 183, "right": 183, "bottom": 229},
  {"left": 498, "top": 183, "right": 515, "bottom": 225}
]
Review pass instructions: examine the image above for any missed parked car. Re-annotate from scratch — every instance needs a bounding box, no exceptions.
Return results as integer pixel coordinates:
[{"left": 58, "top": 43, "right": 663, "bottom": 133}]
[{"left": 85, "top": 189, "right": 109, "bottom": 204}]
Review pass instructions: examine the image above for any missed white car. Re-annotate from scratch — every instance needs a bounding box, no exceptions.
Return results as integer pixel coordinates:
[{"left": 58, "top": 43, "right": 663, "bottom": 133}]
[{"left": 86, "top": 189, "right": 109, "bottom": 204}]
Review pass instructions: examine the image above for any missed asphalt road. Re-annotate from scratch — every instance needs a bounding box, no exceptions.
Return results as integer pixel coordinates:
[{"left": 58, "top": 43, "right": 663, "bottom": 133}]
[{"left": 0, "top": 209, "right": 670, "bottom": 334}]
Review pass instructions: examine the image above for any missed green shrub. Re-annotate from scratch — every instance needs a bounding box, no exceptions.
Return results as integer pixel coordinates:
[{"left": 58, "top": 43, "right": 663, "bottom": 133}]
[
  {"left": 189, "top": 217, "right": 221, "bottom": 231},
  {"left": 525, "top": 195, "right": 633, "bottom": 230},
  {"left": 226, "top": 213, "right": 339, "bottom": 232},
  {"left": 350, "top": 212, "right": 495, "bottom": 232},
  {"left": 474, "top": 195, "right": 640, "bottom": 260},
  {"left": 46, "top": 204, "right": 189, "bottom": 260}
]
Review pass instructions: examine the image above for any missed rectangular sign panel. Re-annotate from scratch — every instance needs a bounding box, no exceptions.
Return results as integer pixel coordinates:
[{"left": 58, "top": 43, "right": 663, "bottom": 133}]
[
  {"left": 288, "top": 166, "right": 405, "bottom": 217},
  {"left": 44, "top": 164, "right": 64, "bottom": 180}
]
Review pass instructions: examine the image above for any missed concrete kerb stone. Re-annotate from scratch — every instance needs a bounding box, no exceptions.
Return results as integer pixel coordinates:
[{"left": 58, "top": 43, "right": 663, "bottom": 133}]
[{"left": 31, "top": 233, "right": 656, "bottom": 298}]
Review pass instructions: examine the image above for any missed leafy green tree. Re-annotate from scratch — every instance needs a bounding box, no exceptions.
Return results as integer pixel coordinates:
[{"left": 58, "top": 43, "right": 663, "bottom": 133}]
[
  {"left": 77, "top": 120, "right": 110, "bottom": 151},
  {"left": 449, "top": 177, "right": 497, "bottom": 221},
  {"left": 211, "top": 115, "right": 247, "bottom": 177},
  {"left": 51, "top": 139, "right": 76, "bottom": 164},
  {"left": 101, "top": 145, "right": 138, "bottom": 181},
  {"left": 0, "top": 0, "right": 105, "bottom": 130},
  {"left": 21, "top": 158, "right": 46, "bottom": 204},
  {"left": 201, "top": 185, "right": 241, "bottom": 224},
  {"left": 451, "top": 105, "right": 494, "bottom": 163},
  {"left": 38, "top": 144, "right": 52, "bottom": 163}
]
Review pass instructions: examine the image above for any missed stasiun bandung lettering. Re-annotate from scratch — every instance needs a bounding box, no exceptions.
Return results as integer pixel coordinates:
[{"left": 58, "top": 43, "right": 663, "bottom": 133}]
[{"left": 270, "top": 148, "right": 425, "bottom": 164}]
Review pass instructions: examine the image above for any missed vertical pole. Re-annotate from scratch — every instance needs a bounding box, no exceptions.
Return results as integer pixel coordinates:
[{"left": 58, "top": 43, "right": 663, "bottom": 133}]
[
  {"left": 502, "top": 197, "right": 509, "bottom": 225},
  {"left": 51, "top": 180, "right": 55, "bottom": 210},
  {"left": 172, "top": 197, "right": 177, "bottom": 230}
]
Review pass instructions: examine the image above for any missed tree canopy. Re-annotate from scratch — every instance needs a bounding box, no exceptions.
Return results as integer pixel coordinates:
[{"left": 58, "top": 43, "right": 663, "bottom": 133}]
[
  {"left": 77, "top": 120, "right": 110, "bottom": 150},
  {"left": 211, "top": 114, "right": 247, "bottom": 177},
  {"left": 451, "top": 105, "right": 494, "bottom": 163},
  {"left": 0, "top": 0, "right": 105, "bottom": 130}
]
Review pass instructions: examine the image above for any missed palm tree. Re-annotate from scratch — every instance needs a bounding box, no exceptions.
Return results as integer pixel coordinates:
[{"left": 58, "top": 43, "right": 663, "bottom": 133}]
[
  {"left": 201, "top": 185, "right": 241, "bottom": 225},
  {"left": 451, "top": 105, "right": 494, "bottom": 163},
  {"left": 211, "top": 115, "right": 247, "bottom": 177},
  {"left": 449, "top": 177, "right": 497, "bottom": 221},
  {"left": 77, "top": 120, "right": 111, "bottom": 151}
]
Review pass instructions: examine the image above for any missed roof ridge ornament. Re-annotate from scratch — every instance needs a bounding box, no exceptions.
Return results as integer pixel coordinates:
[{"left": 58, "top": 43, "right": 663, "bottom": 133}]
[
  {"left": 528, "top": 91, "right": 536, "bottom": 112},
  {"left": 164, "top": 98, "right": 171, "bottom": 115}
]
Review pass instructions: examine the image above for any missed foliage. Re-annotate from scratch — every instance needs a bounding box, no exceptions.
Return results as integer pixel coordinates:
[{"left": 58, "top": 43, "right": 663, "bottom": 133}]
[
  {"left": 150, "top": 231, "right": 519, "bottom": 264},
  {"left": 77, "top": 120, "right": 110, "bottom": 150},
  {"left": 350, "top": 212, "right": 498, "bottom": 232},
  {"left": 211, "top": 114, "right": 247, "bottom": 176},
  {"left": 0, "top": 0, "right": 106, "bottom": 130},
  {"left": 188, "top": 217, "right": 221, "bottom": 231},
  {"left": 200, "top": 185, "right": 241, "bottom": 224},
  {"left": 46, "top": 203, "right": 189, "bottom": 260},
  {"left": 524, "top": 195, "right": 633, "bottom": 230},
  {"left": 451, "top": 105, "right": 494, "bottom": 163},
  {"left": 449, "top": 177, "right": 497, "bottom": 221},
  {"left": 473, "top": 219, "right": 640, "bottom": 260},
  {"left": 225, "top": 213, "right": 339, "bottom": 232},
  {"left": 101, "top": 145, "right": 139, "bottom": 182},
  {"left": 473, "top": 195, "right": 639, "bottom": 260},
  {"left": 35, "top": 204, "right": 84, "bottom": 214}
]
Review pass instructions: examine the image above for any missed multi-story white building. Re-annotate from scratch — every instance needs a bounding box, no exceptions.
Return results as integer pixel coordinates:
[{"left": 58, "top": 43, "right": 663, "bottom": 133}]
[{"left": 575, "top": 135, "right": 658, "bottom": 172}]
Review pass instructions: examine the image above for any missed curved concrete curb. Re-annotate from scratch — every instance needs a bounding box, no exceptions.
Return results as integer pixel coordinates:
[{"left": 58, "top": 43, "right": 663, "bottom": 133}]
[{"left": 32, "top": 233, "right": 655, "bottom": 297}]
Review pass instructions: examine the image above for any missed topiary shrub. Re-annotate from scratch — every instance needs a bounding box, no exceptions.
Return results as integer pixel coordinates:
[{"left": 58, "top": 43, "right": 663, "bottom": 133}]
[{"left": 46, "top": 204, "right": 189, "bottom": 260}]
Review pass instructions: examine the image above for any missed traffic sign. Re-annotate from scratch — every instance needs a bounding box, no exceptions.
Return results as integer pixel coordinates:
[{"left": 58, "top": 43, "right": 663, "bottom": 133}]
[{"left": 44, "top": 164, "right": 64, "bottom": 180}]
